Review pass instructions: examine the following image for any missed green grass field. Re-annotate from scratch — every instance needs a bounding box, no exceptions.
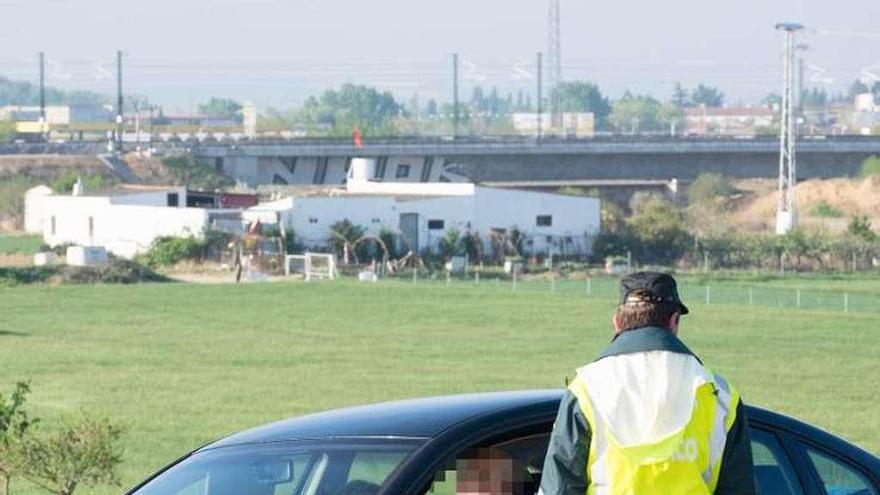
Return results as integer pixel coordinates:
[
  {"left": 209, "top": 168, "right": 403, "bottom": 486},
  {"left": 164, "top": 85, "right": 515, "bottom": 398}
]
[
  {"left": 0, "top": 234, "right": 42, "bottom": 255},
  {"left": 1, "top": 279, "right": 878, "bottom": 494}
]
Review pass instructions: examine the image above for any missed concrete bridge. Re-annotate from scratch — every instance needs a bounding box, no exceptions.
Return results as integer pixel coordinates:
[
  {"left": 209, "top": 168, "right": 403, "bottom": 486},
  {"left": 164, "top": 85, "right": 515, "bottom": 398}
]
[
  {"left": 189, "top": 136, "right": 880, "bottom": 187},
  {"left": 4, "top": 136, "right": 880, "bottom": 189}
]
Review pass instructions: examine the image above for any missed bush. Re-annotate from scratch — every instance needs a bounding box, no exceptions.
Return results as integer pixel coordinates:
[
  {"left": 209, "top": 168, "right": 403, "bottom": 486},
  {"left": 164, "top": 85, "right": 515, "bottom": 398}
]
[
  {"left": 1, "top": 383, "right": 125, "bottom": 495},
  {"left": 329, "top": 219, "right": 367, "bottom": 261},
  {"left": 0, "top": 120, "right": 15, "bottom": 144},
  {"left": 262, "top": 226, "right": 302, "bottom": 255},
  {"left": 0, "top": 174, "right": 39, "bottom": 229},
  {"left": 848, "top": 215, "right": 876, "bottom": 242},
  {"left": 439, "top": 229, "right": 462, "bottom": 259},
  {"left": 591, "top": 231, "right": 636, "bottom": 263},
  {"left": 49, "top": 172, "right": 116, "bottom": 194},
  {"left": 861, "top": 156, "right": 880, "bottom": 178},
  {"left": 15, "top": 416, "right": 124, "bottom": 495},
  {"left": 142, "top": 237, "right": 206, "bottom": 267},
  {"left": 810, "top": 201, "right": 844, "bottom": 218},
  {"left": 688, "top": 173, "right": 734, "bottom": 204},
  {"left": 62, "top": 258, "right": 169, "bottom": 285},
  {"left": 626, "top": 197, "right": 692, "bottom": 265},
  {"left": 162, "top": 157, "right": 234, "bottom": 190},
  {"left": 378, "top": 227, "right": 401, "bottom": 259},
  {"left": 628, "top": 191, "right": 665, "bottom": 214},
  {"left": 0, "top": 266, "right": 57, "bottom": 286},
  {"left": 0, "top": 382, "right": 37, "bottom": 493}
]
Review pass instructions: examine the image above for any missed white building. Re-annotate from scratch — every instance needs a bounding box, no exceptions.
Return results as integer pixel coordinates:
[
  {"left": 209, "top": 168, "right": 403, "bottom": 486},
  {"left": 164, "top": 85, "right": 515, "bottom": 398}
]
[
  {"left": 24, "top": 159, "right": 601, "bottom": 261},
  {"left": 246, "top": 158, "right": 601, "bottom": 257},
  {"left": 0, "top": 105, "right": 112, "bottom": 125},
  {"left": 684, "top": 106, "right": 774, "bottom": 136},
  {"left": 512, "top": 112, "right": 596, "bottom": 137},
  {"left": 24, "top": 185, "right": 237, "bottom": 259}
]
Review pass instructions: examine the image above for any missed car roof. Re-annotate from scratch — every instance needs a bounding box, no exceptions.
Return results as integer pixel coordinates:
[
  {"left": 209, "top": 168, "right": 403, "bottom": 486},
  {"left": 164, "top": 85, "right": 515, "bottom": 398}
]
[
  {"left": 207, "top": 390, "right": 563, "bottom": 449},
  {"left": 205, "top": 390, "right": 879, "bottom": 469}
]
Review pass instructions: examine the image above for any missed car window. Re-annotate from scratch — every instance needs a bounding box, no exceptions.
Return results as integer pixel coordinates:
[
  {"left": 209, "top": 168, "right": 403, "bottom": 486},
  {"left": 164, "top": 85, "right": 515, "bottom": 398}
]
[
  {"left": 751, "top": 428, "right": 804, "bottom": 495},
  {"left": 424, "top": 433, "right": 548, "bottom": 495},
  {"left": 131, "top": 441, "right": 420, "bottom": 495},
  {"left": 805, "top": 447, "right": 877, "bottom": 495},
  {"left": 345, "top": 451, "right": 411, "bottom": 486}
]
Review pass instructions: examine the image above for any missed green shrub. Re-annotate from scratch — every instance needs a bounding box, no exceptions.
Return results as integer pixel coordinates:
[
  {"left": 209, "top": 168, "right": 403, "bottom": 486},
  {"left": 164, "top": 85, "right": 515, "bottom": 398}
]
[
  {"left": 15, "top": 415, "right": 124, "bottom": 495},
  {"left": 0, "top": 267, "right": 57, "bottom": 286},
  {"left": 259, "top": 227, "right": 301, "bottom": 254},
  {"left": 329, "top": 219, "right": 368, "bottom": 260},
  {"left": 810, "top": 201, "right": 844, "bottom": 218},
  {"left": 162, "top": 157, "right": 234, "bottom": 190},
  {"left": 63, "top": 259, "right": 169, "bottom": 284},
  {"left": 861, "top": 156, "right": 880, "bottom": 178},
  {"left": 848, "top": 215, "right": 876, "bottom": 242},
  {"left": 626, "top": 197, "right": 692, "bottom": 265},
  {"left": 688, "top": 173, "right": 734, "bottom": 204},
  {"left": 0, "top": 174, "right": 39, "bottom": 229},
  {"left": 142, "top": 237, "right": 206, "bottom": 267},
  {"left": 49, "top": 171, "right": 116, "bottom": 194}
]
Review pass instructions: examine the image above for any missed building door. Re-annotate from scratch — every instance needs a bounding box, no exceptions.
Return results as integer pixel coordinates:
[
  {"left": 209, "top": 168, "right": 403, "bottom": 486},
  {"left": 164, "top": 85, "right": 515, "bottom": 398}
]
[{"left": 399, "top": 213, "right": 419, "bottom": 254}]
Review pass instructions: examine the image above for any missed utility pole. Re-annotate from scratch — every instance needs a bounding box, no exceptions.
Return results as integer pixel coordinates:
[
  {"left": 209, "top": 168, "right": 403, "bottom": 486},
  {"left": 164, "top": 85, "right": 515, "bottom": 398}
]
[
  {"left": 452, "top": 53, "right": 459, "bottom": 139},
  {"left": 547, "top": 0, "right": 562, "bottom": 130},
  {"left": 796, "top": 43, "right": 808, "bottom": 120},
  {"left": 775, "top": 23, "right": 803, "bottom": 235},
  {"left": 38, "top": 51, "right": 46, "bottom": 139},
  {"left": 536, "top": 52, "right": 543, "bottom": 140},
  {"left": 116, "top": 50, "right": 123, "bottom": 153}
]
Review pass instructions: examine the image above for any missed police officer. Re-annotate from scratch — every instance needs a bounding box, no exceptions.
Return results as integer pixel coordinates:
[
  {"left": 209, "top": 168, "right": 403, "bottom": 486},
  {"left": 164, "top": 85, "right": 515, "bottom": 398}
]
[{"left": 539, "top": 272, "right": 755, "bottom": 494}]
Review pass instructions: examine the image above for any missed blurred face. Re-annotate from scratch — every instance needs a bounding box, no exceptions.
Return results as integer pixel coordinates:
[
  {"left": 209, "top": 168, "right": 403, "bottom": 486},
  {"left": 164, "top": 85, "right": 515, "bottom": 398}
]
[{"left": 456, "top": 456, "right": 517, "bottom": 495}]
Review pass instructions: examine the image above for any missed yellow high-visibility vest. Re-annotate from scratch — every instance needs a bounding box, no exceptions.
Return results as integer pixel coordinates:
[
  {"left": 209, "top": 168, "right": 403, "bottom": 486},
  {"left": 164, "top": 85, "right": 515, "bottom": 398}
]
[{"left": 568, "top": 351, "right": 740, "bottom": 495}]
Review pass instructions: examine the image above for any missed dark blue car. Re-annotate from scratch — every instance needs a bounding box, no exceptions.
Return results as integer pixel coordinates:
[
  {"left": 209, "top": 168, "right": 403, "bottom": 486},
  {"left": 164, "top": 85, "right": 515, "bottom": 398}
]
[{"left": 127, "top": 391, "right": 879, "bottom": 495}]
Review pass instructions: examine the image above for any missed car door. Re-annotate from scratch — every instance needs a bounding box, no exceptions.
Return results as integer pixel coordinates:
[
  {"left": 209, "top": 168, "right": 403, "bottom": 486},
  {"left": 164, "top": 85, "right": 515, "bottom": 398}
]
[
  {"left": 749, "top": 413, "right": 880, "bottom": 495},
  {"left": 790, "top": 438, "right": 880, "bottom": 495},
  {"left": 750, "top": 425, "right": 811, "bottom": 495}
]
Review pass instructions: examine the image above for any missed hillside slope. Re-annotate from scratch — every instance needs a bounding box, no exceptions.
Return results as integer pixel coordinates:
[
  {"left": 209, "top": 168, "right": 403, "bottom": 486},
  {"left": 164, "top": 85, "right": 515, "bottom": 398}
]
[{"left": 732, "top": 177, "right": 880, "bottom": 233}]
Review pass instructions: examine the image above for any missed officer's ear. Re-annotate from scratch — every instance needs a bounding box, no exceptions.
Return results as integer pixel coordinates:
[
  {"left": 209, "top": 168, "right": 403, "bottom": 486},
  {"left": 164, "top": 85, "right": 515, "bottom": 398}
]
[
  {"left": 612, "top": 310, "right": 623, "bottom": 333},
  {"left": 668, "top": 312, "right": 681, "bottom": 334}
]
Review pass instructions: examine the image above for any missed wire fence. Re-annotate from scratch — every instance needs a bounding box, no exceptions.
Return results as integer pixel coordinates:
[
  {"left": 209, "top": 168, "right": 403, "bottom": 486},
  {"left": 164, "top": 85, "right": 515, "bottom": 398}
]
[{"left": 365, "top": 269, "right": 880, "bottom": 314}]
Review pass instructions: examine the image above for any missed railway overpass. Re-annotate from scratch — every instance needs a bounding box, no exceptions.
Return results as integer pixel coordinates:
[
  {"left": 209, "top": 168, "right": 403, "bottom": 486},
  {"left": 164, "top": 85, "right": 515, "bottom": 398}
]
[
  {"left": 4, "top": 136, "right": 880, "bottom": 189},
  {"left": 188, "top": 136, "right": 880, "bottom": 187}
]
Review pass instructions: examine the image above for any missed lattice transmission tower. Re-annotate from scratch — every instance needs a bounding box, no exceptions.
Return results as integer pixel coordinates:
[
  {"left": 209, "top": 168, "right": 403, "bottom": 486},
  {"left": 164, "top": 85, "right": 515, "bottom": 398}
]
[
  {"left": 547, "top": 0, "right": 562, "bottom": 128},
  {"left": 775, "top": 22, "right": 803, "bottom": 235}
]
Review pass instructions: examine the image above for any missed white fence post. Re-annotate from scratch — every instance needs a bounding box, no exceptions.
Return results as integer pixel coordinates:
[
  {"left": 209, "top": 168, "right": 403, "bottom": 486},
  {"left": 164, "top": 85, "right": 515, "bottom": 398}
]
[
  {"left": 587, "top": 277, "right": 592, "bottom": 297},
  {"left": 796, "top": 289, "right": 801, "bottom": 308},
  {"left": 412, "top": 267, "right": 417, "bottom": 284},
  {"left": 705, "top": 285, "right": 711, "bottom": 305},
  {"left": 475, "top": 271, "right": 480, "bottom": 285},
  {"left": 844, "top": 293, "right": 849, "bottom": 313},
  {"left": 748, "top": 287, "right": 754, "bottom": 307}
]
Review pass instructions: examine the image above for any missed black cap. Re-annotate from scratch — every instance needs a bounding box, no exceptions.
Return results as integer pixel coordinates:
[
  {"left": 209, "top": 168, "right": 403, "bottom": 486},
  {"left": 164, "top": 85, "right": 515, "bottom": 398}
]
[{"left": 619, "top": 272, "right": 689, "bottom": 315}]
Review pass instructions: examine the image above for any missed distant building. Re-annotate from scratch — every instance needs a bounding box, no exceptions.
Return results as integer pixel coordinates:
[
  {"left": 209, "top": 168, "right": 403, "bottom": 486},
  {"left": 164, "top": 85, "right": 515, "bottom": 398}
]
[
  {"left": 512, "top": 112, "right": 595, "bottom": 137},
  {"left": 25, "top": 159, "right": 601, "bottom": 261},
  {"left": 684, "top": 106, "right": 774, "bottom": 136},
  {"left": 152, "top": 114, "right": 238, "bottom": 127},
  {"left": 25, "top": 185, "right": 244, "bottom": 259},
  {"left": 0, "top": 105, "right": 112, "bottom": 125},
  {"left": 850, "top": 93, "right": 880, "bottom": 135},
  {"left": 245, "top": 158, "right": 601, "bottom": 258}
]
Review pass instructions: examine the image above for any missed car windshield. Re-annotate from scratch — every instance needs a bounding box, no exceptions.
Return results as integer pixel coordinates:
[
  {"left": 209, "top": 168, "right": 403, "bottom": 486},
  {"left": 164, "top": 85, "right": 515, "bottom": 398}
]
[{"left": 131, "top": 440, "right": 421, "bottom": 495}]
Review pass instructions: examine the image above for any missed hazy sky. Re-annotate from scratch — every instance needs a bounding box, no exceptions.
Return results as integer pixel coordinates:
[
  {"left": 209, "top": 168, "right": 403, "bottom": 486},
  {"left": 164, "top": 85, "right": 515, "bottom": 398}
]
[{"left": 1, "top": 0, "right": 879, "bottom": 110}]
